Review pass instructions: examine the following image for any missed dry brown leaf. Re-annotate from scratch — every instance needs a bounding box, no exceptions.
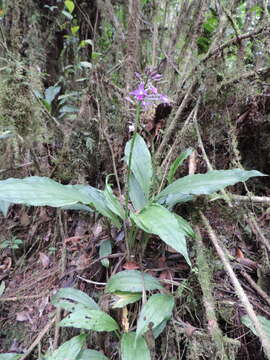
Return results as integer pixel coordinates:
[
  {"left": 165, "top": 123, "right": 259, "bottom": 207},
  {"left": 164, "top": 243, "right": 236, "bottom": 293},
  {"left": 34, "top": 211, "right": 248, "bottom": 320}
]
[
  {"left": 122, "top": 261, "right": 140, "bottom": 270},
  {"left": 0, "top": 257, "right": 12, "bottom": 272},
  {"left": 20, "top": 212, "right": 30, "bottom": 226},
  {"left": 16, "top": 311, "right": 32, "bottom": 322},
  {"left": 236, "top": 247, "right": 244, "bottom": 259},
  {"left": 183, "top": 323, "right": 197, "bottom": 337},
  {"left": 92, "top": 221, "right": 103, "bottom": 238},
  {"left": 39, "top": 252, "right": 50, "bottom": 268}
]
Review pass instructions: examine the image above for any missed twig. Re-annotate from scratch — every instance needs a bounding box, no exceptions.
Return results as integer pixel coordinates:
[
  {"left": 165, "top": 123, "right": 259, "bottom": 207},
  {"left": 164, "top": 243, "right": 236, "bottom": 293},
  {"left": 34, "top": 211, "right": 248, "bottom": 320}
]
[
  {"left": 19, "top": 316, "right": 56, "bottom": 360},
  {"left": 229, "top": 194, "right": 270, "bottom": 204},
  {"left": 202, "top": 25, "right": 269, "bottom": 63},
  {"left": 0, "top": 291, "right": 50, "bottom": 302},
  {"left": 77, "top": 276, "right": 107, "bottom": 286},
  {"left": 241, "top": 271, "right": 270, "bottom": 308},
  {"left": 200, "top": 212, "right": 270, "bottom": 360}
]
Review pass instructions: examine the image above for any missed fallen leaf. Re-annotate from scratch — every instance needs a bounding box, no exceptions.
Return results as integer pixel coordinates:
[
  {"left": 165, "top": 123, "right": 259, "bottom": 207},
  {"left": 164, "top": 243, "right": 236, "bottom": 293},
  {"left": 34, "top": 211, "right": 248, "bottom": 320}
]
[
  {"left": 20, "top": 212, "right": 30, "bottom": 226},
  {"left": 0, "top": 257, "right": 12, "bottom": 272},
  {"left": 183, "top": 323, "right": 197, "bottom": 337},
  {"left": 39, "top": 252, "right": 50, "bottom": 268},
  {"left": 92, "top": 221, "right": 103, "bottom": 238},
  {"left": 236, "top": 247, "right": 244, "bottom": 259},
  {"left": 16, "top": 311, "right": 32, "bottom": 322},
  {"left": 123, "top": 262, "right": 140, "bottom": 270}
]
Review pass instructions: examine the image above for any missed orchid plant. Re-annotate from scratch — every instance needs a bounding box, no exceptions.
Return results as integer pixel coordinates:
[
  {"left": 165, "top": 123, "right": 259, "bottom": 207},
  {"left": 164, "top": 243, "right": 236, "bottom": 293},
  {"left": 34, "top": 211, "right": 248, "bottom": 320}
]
[
  {"left": 0, "top": 72, "right": 265, "bottom": 360},
  {"left": 127, "top": 70, "right": 169, "bottom": 108}
]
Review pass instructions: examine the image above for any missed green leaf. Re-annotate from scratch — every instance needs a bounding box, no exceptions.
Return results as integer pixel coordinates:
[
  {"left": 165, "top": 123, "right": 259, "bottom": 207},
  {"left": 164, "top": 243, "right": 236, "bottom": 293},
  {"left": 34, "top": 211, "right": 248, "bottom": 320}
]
[
  {"left": 158, "top": 193, "right": 194, "bottom": 209},
  {"left": 62, "top": 9, "right": 73, "bottom": 19},
  {"left": 65, "top": 0, "right": 75, "bottom": 13},
  {"left": 167, "top": 148, "right": 193, "bottom": 184},
  {"left": 41, "top": 99, "right": 52, "bottom": 112},
  {"left": 45, "top": 335, "right": 86, "bottom": 360},
  {"left": 131, "top": 204, "right": 191, "bottom": 266},
  {"left": 0, "top": 355, "right": 21, "bottom": 360},
  {"left": 0, "top": 281, "right": 5, "bottom": 296},
  {"left": 71, "top": 25, "right": 80, "bottom": 35},
  {"left": 0, "top": 200, "right": 10, "bottom": 216},
  {"left": 121, "top": 332, "right": 151, "bottom": 360},
  {"left": 174, "top": 214, "right": 195, "bottom": 238},
  {"left": 33, "top": 89, "right": 43, "bottom": 99},
  {"left": 59, "top": 105, "right": 79, "bottom": 113},
  {"left": 241, "top": 315, "right": 270, "bottom": 340},
  {"left": 157, "top": 169, "right": 265, "bottom": 204},
  {"left": 76, "top": 185, "right": 121, "bottom": 228},
  {"left": 45, "top": 85, "right": 61, "bottom": 105},
  {"left": 0, "top": 177, "right": 121, "bottom": 227},
  {"left": 79, "top": 39, "right": 93, "bottom": 47},
  {"left": 61, "top": 203, "right": 93, "bottom": 212},
  {"left": 99, "top": 239, "right": 112, "bottom": 268},
  {"left": 104, "top": 179, "right": 125, "bottom": 219},
  {"left": 124, "top": 134, "right": 153, "bottom": 199},
  {"left": 52, "top": 287, "right": 99, "bottom": 310},
  {"left": 59, "top": 309, "right": 119, "bottom": 331},
  {"left": 128, "top": 174, "right": 147, "bottom": 211},
  {"left": 136, "top": 294, "right": 174, "bottom": 338},
  {"left": 79, "top": 61, "right": 92, "bottom": 69},
  {"left": 0, "top": 177, "right": 89, "bottom": 207},
  {"left": 111, "top": 292, "right": 142, "bottom": 308},
  {"left": 152, "top": 319, "right": 168, "bottom": 338},
  {"left": 77, "top": 349, "right": 109, "bottom": 360},
  {"left": 105, "top": 270, "right": 163, "bottom": 293},
  {"left": 0, "top": 130, "right": 13, "bottom": 140}
]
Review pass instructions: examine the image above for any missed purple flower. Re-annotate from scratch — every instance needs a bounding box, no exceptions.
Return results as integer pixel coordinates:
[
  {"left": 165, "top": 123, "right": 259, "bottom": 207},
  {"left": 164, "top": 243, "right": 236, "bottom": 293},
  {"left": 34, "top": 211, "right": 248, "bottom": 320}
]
[
  {"left": 129, "top": 83, "right": 148, "bottom": 101},
  {"left": 128, "top": 72, "right": 170, "bottom": 108}
]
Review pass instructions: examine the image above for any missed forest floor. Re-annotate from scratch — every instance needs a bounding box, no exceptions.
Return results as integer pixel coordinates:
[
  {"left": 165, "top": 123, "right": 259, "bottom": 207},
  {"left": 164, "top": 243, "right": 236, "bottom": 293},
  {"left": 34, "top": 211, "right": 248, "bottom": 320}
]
[{"left": 0, "top": 170, "right": 269, "bottom": 359}]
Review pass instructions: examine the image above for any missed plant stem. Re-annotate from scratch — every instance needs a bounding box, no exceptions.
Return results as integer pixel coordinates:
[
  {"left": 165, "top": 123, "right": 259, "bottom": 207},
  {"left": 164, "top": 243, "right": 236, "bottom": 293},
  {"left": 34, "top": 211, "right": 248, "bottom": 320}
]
[{"left": 124, "top": 103, "right": 141, "bottom": 256}]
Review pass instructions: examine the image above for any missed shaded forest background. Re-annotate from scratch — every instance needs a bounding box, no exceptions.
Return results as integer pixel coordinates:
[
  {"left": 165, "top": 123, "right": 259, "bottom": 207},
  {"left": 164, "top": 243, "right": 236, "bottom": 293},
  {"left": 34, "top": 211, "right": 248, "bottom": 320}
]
[{"left": 0, "top": 0, "right": 270, "bottom": 359}]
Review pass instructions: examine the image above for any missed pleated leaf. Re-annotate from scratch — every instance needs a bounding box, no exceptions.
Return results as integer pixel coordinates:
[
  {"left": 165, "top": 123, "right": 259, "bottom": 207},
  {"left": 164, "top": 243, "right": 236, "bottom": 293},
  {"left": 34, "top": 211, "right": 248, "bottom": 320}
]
[
  {"left": 60, "top": 309, "right": 119, "bottom": 331},
  {"left": 77, "top": 349, "right": 109, "bottom": 360},
  {"left": 128, "top": 173, "right": 147, "bottom": 211},
  {"left": 136, "top": 294, "right": 174, "bottom": 338},
  {"left": 124, "top": 134, "right": 152, "bottom": 199},
  {"left": 167, "top": 148, "right": 193, "bottom": 184},
  {"left": 0, "top": 200, "right": 11, "bottom": 216},
  {"left": 121, "top": 332, "right": 151, "bottom": 360},
  {"left": 111, "top": 292, "right": 142, "bottom": 308},
  {"left": 0, "top": 177, "right": 121, "bottom": 227},
  {"left": 241, "top": 315, "right": 270, "bottom": 340},
  {"left": 52, "top": 287, "right": 99, "bottom": 310},
  {"left": 131, "top": 204, "right": 191, "bottom": 266},
  {"left": 105, "top": 270, "right": 163, "bottom": 293},
  {"left": 46, "top": 335, "right": 86, "bottom": 360},
  {"left": 0, "top": 355, "right": 22, "bottom": 360},
  {"left": 0, "top": 177, "right": 88, "bottom": 207},
  {"left": 157, "top": 169, "right": 265, "bottom": 205}
]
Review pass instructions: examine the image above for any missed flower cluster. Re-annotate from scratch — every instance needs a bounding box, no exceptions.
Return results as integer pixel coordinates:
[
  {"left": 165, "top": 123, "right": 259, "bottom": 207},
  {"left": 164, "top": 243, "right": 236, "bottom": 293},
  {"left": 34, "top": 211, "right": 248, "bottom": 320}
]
[{"left": 127, "top": 71, "right": 169, "bottom": 108}]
